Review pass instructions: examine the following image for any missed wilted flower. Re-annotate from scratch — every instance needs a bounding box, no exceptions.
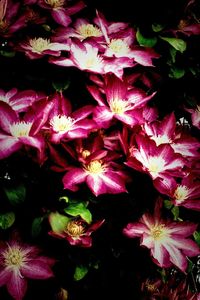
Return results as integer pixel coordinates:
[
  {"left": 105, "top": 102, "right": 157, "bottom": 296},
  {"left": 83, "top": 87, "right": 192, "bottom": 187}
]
[
  {"left": 123, "top": 199, "right": 200, "bottom": 272},
  {"left": 0, "top": 239, "right": 55, "bottom": 300},
  {"left": 49, "top": 212, "right": 104, "bottom": 247}
]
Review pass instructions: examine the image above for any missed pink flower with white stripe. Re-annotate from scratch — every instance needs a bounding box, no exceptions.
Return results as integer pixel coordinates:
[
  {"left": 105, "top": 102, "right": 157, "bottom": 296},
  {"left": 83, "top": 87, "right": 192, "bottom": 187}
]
[
  {"left": 0, "top": 87, "right": 44, "bottom": 112},
  {"left": 0, "top": 0, "right": 26, "bottom": 37},
  {"left": 126, "top": 135, "right": 185, "bottom": 181},
  {"left": 154, "top": 175, "right": 200, "bottom": 211},
  {"left": 49, "top": 38, "right": 134, "bottom": 78},
  {"left": 144, "top": 112, "right": 200, "bottom": 158},
  {"left": 0, "top": 100, "right": 52, "bottom": 161},
  {"left": 45, "top": 92, "right": 96, "bottom": 143},
  {"left": 0, "top": 239, "right": 55, "bottom": 300},
  {"left": 87, "top": 74, "right": 156, "bottom": 128},
  {"left": 17, "top": 37, "right": 69, "bottom": 59},
  {"left": 123, "top": 199, "right": 200, "bottom": 272},
  {"left": 185, "top": 104, "right": 200, "bottom": 130},
  {"left": 25, "top": 0, "right": 85, "bottom": 27},
  {"left": 95, "top": 10, "right": 160, "bottom": 66}
]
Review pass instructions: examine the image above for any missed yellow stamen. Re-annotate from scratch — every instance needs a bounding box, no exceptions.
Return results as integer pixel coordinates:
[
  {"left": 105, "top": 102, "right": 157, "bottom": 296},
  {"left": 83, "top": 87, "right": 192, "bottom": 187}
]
[
  {"left": 50, "top": 115, "right": 75, "bottom": 132},
  {"left": 65, "top": 220, "right": 85, "bottom": 237},
  {"left": 29, "top": 37, "right": 51, "bottom": 53},
  {"left": 3, "top": 245, "right": 25, "bottom": 269},
  {"left": 150, "top": 224, "right": 166, "bottom": 240},
  {"left": 78, "top": 24, "right": 101, "bottom": 38},
  {"left": 45, "top": 0, "right": 65, "bottom": 8},
  {"left": 110, "top": 99, "right": 130, "bottom": 115},
  {"left": 85, "top": 160, "right": 105, "bottom": 174},
  {"left": 174, "top": 185, "right": 189, "bottom": 202},
  {"left": 10, "top": 121, "right": 32, "bottom": 137},
  {"left": 108, "top": 39, "right": 130, "bottom": 55}
]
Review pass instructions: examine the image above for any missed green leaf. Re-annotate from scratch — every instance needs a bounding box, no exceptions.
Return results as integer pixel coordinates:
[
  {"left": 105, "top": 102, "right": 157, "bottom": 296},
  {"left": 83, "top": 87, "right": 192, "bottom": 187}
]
[
  {"left": 193, "top": 231, "right": 200, "bottom": 247},
  {"left": 59, "top": 196, "right": 69, "bottom": 203},
  {"left": 64, "top": 202, "right": 92, "bottom": 224},
  {"left": 73, "top": 265, "right": 88, "bottom": 281},
  {"left": 152, "top": 23, "right": 165, "bottom": 32},
  {"left": 159, "top": 36, "right": 187, "bottom": 53},
  {"left": 31, "top": 217, "right": 43, "bottom": 238},
  {"left": 0, "top": 50, "right": 16, "bottom": 57},
  {"left": 4, "top": 183, "right": 26, "bottom": 205},
  {"left": 0, "top": 212, "right": 15, "bottom": 229},
  {"left": 52, "top": 80, "right": 70, "bottom": 92},
  {"left": 136, "top": 28, "right": 157, "bottom": 47},
  {"left": 164, "top": 200, "right": 173, "bottom": 209},
  {"left": 187, "top": 258, "right": 194, "bottom": 273},
  {"left": 49, "top": 212, "right": 69, "bottom": 233},
  {"left": 169, "top": 47, "right": 177, "bottom": 63},
  {"left": 171, "top": 206, "right": 179, "bottom": 220},
  {"left": 169, "top": 67, "right": 185, "bottom": 79}
]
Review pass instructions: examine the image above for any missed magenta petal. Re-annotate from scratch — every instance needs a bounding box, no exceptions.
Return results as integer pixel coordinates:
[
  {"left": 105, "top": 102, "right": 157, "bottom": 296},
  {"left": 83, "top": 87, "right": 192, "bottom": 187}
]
[
  {"left": 151, "top": 243, "right": 170, "bottom": 268},
  {"left": 0, "top": 269, "right": 11, "bottom": 286},
  {"left": 20, "top": 136, "right": 44, "bottom": 152},
  {"left": 0, "top": 137, "right": 21, "bottom": 159},
  {"left": 21, "top": 260, "right": 54, "bottom": 279},
  {"left": 164, "top": 243, "right": 187, "bottom": 272},
  {"left": 86, "top": 174, "right": 106, "bottom": 196},
  {"left": 123, "top": 222, "right": 147, "bottom": 237},
  {"left": 51, "top": 9, "right": 71, "bottom": 27},
  {"left": 7, "top": 272, "right": 27, "bottom": 300},
  {"left": 0, "top": 102, "right": 18, "bottom": 133},
  {"left": 62, "top": 168, "right": 86, "bottom": 191},
  {"left": 100, "top": 172, "right": 127, "bottom": 194}
]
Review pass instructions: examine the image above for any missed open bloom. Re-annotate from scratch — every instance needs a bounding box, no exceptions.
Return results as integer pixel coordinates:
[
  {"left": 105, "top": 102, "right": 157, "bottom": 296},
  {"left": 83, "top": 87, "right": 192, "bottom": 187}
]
[
  {"left": 0, "top": 239, "right": 55, "bottom": 300},
  {"left": 0, "top": 100, "right": 52, "bottom": 161},
  {"left": 154, "top": 174, "right": 200, "bottom": 211},
  {"left": 126, "top": 135, "right": 185, "bottom": 181},
  {"left": 87, "top": 74, "right": 156, "bottom": 128},
  {"left": 48, "top": 212, "right": 104, "bottom": 247},
  {"left": 0, "top": 87, "right": 43, "bottom": 112},
  {"left": 123, "top": 199, "right": 200, "bottom": 272}
]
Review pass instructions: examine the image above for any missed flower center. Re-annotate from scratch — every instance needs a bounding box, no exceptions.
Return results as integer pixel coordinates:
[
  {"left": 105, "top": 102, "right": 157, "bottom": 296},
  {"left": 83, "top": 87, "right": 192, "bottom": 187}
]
[
  {"left": 84, "top": 54, "right": 102, "bottom": 69},
  {"left": 81, "top": 149, "right": 91, "bottom": 159},
  {"left": 110, "top": 99, "right": 129, "bottom": 115},
  {"left": 45, "top": 0, "right": 65, "bottom": 8},
  {"left": 10, "top": 121, "right": 32, "bottom": 137},
  {"left": 148, "top": 156, "right": 165, "bottom": 176},
  {"left": 108, "top": 39, "right": 129, "bottom": 55},
  {"left": 65, "top": 220, "right": 85, "bottom": 237},
  {"left": 151, "top": 134, "right": 170, "bottom": 146},
  {"left": 174, "top": 185, "right": 189, "bottom": 202},
  {"left": 78, "top": 24, "right": 101, "bottom": 38},
  {"left": 150, "top": 224, "right": 166, "bottom": 240},
  {"left": 145, "top": 281, "right": 158, "bottom": 293},
  {"left": 50, "top": 115, "right": 75, "bottom": 132},
  {"left": 3, "top": 246, "right": 25, "bottom": 268},
  {"left": 29, "top": 37, "right": 51, "bottom": 53},
  {"left": 86, "top": 160, "right": 105, "bottom": 174}
]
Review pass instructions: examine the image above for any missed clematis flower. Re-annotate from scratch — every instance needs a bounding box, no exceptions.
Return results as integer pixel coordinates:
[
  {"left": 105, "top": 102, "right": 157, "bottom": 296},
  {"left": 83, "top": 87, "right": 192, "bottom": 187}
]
[
  {"left": 16, "top": 37, "right": 69, "bottom": 59},
  {"left": 49, "top": 38, "right": 134, "bottom": 78},
  {"left": 0, "top": 87, "right": 44, "bottom": 112},
  {"left": 143, "top": 112, "right": 200, "bottom": 158},
  {"left": 0, "top": 100, "right": 52, "bottom": 161},
  {"left": 87, "top": 74, "right": 156, "bottom": 128},
  {"left": 37, "top": 0, "right": 86, "bottom": 27},
  {"left": 0, "top": 0, "right": 26, "bottom": 37},
  {"left": 126, "top": 135, "right": 185, "bottom": 182},
  {"left": 44, "top": 92, "right": 96, "bottom": 143},
  {"left": 48, "top": 212, "right": 104, "bottom": 247},
  {"left": 154, "top": 174, "right": 200, "bottom": 211},
  {"left": 0, "top": 239, "right": 55, "bottom": 300},
  {"left": 123, "top": 198, "right": 200, "bottom": 272}
]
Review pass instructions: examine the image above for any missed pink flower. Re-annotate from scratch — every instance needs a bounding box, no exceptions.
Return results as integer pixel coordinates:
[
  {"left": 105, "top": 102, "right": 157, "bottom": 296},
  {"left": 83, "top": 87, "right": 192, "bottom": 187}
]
[
  {"left": 37, "top": 0, "right": 86, "bottom": 27},
  {"left": 123, "top": 199, "right": 200, "bottom": 272},
  {"left": 0, "top": 87, "right": 44, "bottom": 112},
  {"left": 16, "top": 37, "right": 69, "bottom": 59},
  {"left": 0, "top": 100, "right": 52, "bottom": 161},
  {"left": 154, "top": 174, "right": 200, "bottom": 211},
  {"left": 49, "top": 38, "right": 134, "bottom": 78},
  {"left": 126, "top": 135, "right": 185, "bottom": 181},
  {"left": 48, "top": 212, "right": 104, "bottom": 247},
  {"left": 44, "top": 92, "right": 96, "bottom": 143},
  {"left": 185, "top": 104, "right": 200, "bottom": 130},
  {"left": 0, "top": 0, "right": 26, "bottom": 37},
  {"left": 0, "top": 239, "right": 55, "bottom": 300},
  {"left": 87, "top": 74, "right": 156, "bottom": 128}
]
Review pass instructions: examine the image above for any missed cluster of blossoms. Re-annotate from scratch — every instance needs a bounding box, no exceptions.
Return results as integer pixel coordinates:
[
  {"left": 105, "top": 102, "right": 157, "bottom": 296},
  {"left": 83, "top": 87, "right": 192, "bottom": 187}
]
[{"left": 0, "top": 0, "right": 200, "bottom": 299}]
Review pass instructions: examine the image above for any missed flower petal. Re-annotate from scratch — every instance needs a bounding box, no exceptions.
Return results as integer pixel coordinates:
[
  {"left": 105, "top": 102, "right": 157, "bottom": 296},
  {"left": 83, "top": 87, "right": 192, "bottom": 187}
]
[
  {"left": 21, "top": 260, "right": 54, "bottom": 279},
  {"left": 0, "top": 269, "right": 11, "bottom": 287},
  {"left": 7, "top": 271, "right": 27, "bottom": 300}
]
